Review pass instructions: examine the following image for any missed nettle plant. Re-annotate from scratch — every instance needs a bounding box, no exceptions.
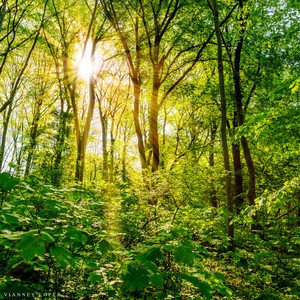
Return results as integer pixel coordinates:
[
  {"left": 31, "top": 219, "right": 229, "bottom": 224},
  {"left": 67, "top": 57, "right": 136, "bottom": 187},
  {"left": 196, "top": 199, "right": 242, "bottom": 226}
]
[
  {"left": 0, "top": 173, "right": 113, "bottom": 298},
  {"left": 119, "top": 224, "right": 232, "bottom": 299}
]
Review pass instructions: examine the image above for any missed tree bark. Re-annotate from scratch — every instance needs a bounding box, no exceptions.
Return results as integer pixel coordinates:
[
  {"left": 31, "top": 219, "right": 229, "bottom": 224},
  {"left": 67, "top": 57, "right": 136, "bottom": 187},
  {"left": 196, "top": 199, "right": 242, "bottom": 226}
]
[
  {"left": 98, "top": 99, "right": 109, "bottom": 179},
  {"left": 52, "top": 108, "right": 70, "bottom": 186},
  {"left": 0, "top": 101, "right": 13, "bottom": 171},
  {"left": 149, "top": 81, "right": 160, "bottom": 172},
  {"left": 132, "top": 77, "right": 147, "bottom": 170},
  {"left": 232, "top": 112, "right": 244, "bottom": 213},
  {"left": 211, "top": 0, "right": 234, "bottom": 241},
  {"left": 209, "top": 120, "right": 218, "bottom": 208},
  {"left": 75, "top": 76, "right": 96, "bottom": 182},
  {"left": 232, "top": 0, "right": 256, "bottom": 209},
  {"left": 0, "top": 0, "right": 7, "bottom": 32},
  {"left": 24, "top": 97, "right": 43, "bottom": 176}
]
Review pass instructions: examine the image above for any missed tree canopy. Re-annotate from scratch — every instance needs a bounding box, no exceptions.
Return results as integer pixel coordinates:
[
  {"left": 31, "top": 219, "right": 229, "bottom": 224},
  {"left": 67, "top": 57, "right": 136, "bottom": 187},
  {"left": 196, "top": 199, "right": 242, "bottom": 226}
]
[{"left": 0, "top": 0, "right": 299, "bottom": 299}]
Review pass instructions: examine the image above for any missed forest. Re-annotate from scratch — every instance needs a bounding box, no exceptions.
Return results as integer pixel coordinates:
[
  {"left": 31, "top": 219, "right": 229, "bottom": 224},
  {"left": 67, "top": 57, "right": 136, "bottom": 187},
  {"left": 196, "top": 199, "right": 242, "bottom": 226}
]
[{"left": 0, "top": 0, "right": 299, "bottom": 299}]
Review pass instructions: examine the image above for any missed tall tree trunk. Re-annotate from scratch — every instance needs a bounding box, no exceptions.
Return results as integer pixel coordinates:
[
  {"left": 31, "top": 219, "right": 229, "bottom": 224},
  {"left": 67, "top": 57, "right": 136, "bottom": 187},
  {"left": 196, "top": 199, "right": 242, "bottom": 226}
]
[
  {"left": 76, "top": 76, "right": 96, "bottom": 182},
  {"left": 209, "top": 120, "right": 218, "bottom": 208},
  {"left": 50, "top": 40, "right": 72, "bottom": 186},
  {"left": 211, "top": 0, "right": 234, "bottom": 241},
  {"left": 149, "top": 101, "right": 159, "bottom": 172},
  {"left": 232, "top": 112, "right": 243, "bottom": 213},
  {"left": 24, "top": 98, "right": 43, "bottom": 176},
  {"left": 232, "top": 0, "right": 256, "bottom": 212},
  {"left": 98, "top": 100, "right": 108, "bottom": 180},
  {"left": 109, "top": 119, "right": 115, "bottom": 182},
  {"left": 0, "top": 101, "right": 13, "bottom": 171},
  {"left": 121, "top": 125, "right": 128, "bottom": 181},
  {"left": 160, "top": 106, "right": 168, "bottom": 169},
  {"left": 149, "top": 66, "right": 160, "bottom": 172},
  {"left": 241, "top": 137, "right": 256, "bottom": 206},
  {"left": 0, "top": 0, "right": 7, "bottom": 31},
  {"left": 235, "top": 70, "right": 256, "bottom": 209},
  {"left": 52, "top": 105, "right": 70, "bottom": 186},
  {"left": 133, "top": 78, "right": 147, "bottom": 170}
]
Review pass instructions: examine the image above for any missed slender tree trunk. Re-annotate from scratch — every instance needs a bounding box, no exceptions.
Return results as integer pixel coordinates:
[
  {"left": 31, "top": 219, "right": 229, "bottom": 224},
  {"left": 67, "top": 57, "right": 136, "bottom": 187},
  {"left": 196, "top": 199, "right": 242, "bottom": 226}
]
[
  {"left": 13, "top": 123, "right": 24, "bottom": 175},
  {"left": 149, "top": 102, "right": 159, "bottom": 172},
  {"left": 52, "top": 105, "right": 70, "bottom": 186},
  {"left": 109, "top": 119, "right": 115, "bottom": 182},
  {"left": 102, "top": 118, "right": 108, "bottom": 179},
  {"left": 232, "top": 0, "right": 257, "bottom": 215},
  {"left": 160, "top": 106, "right": 167, "bottom": 169},
  {"left": 122, "top": 125, "right": 128, "bottom": 181},
  {"left": 0, "top": 0, "right": 7, "bottom": 31},
  {"left": 24, "top": 98, "right": 43, "bottom": 176},
  {"left": 241, "top": 137, "right": 256, "bottom": 206},
  {"left": 211, "top": 0, "right": 234, "bottom": 241},
  {"left": 232, "top": 112, "right": 243, "bottom": 213},
  {"left": 149, "top": 65, "right": 160, "bottom": 172},
  {"left": 99, "top": 101, "right": 108, "bottom": 179},
  {"left": 0, "top": 101, "right": 13, "bottom": 171},
  {"left": 133, "top": 78, "right": 147, "bottom": 169},
  {"left": 76, "top": 76, "right": 96, "bottom": 182},
  {"left": 209, "top": 121, "right": 218, "bottom": 208},
  {"left": 50, "top": 42, "right": 71, "bottom": 186}
]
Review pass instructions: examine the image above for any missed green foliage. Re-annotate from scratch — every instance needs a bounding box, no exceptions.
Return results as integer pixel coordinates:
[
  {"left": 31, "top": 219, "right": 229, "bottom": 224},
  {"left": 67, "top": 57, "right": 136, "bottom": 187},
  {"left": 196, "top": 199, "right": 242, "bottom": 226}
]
[
  {"left": 118, "top": 221, "right": 231, "bottom": 299},
  {"left": 0, "top": 174, "right": 112, "bottom": 297},
  {"left": 0, "top": 0, "right": 299, "bottom": 298},
  {"left": 0, "top": 172, "right": 20, "bottom": 192}
]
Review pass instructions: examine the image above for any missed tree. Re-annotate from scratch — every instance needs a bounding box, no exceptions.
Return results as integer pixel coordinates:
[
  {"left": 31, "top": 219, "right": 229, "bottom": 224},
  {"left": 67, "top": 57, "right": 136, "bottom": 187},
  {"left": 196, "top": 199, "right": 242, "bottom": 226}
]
[
  {"left": 96, "top": 60, "right": 129, "bottom": 181},
  {"left": 48, "top": 0, "right": 105, "bottom": 183},
  {"left": 210, "top": 0, "right": 234, "bottom": 241},
  {"left": 101, "top": 0, "right": 222, "bottom": 172},
  {"left": 0, "top": 0, "right": 49, "bottom": 171}
]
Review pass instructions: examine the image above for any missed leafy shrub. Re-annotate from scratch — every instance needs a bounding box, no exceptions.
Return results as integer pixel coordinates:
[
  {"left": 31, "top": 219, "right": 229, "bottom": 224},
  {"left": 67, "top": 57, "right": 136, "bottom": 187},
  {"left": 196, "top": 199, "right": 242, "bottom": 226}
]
[{"left": 0, "top": 174, "right": 112, "bottom": 298}]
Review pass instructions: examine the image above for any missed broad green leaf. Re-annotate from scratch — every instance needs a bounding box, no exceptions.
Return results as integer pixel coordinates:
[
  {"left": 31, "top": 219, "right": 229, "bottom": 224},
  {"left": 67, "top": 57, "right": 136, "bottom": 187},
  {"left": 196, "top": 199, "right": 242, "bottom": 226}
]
[
  {"left": 15, "top": 234, "right": 46, "bottom": 261},
  {"left": 50, "top": 245, "right": 74, "bottom": 268},
  {"left": 150, "top": 274, "right": 164, "bottom": 287},
  {"left": 142, "top": 246, "right": 164, "bottom": 261},
  {"left": 141, "top": 260, "right": 160, "bottom": 276},
  {"left": 40, "top": 231, "right": 54, "bottom": 243},
  {"left": 182, "top": 274, "right": 211, "bottom": 300},
  {"left": 123, "top": 262, "right": 149, "bottom": 291},
  {"left": 0, "top": 172, "right": 20, "bottom": 191},
  {"left": 0, "top": 230, "right": 35, "bottom": 241},
  {"left": 214, "top": 272, "right": 226, "bottom": 281},
  {"left": 97, "top": 239, "right": 111, "bottom": 255},
  {"left": 87, "top": 273, "right": 102, "bottom": 283},
  {"left": 1, "top": 213, "right": 20, "bottom": 225},
  {"left": 84, "top": 258, "right": 98, "bottom": 269},
  {"left": 174, "top": 241, "right": 194, "bottom": 266},
  {"left": 64, "top": 226, "right": 88, "bottom": 244}
]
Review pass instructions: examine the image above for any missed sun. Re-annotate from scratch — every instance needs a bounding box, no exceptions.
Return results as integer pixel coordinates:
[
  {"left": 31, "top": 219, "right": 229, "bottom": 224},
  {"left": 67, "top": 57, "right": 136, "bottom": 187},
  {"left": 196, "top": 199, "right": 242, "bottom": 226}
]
[
  {"left": 75, "top": 41, "right": 99, "bottom": 82},
  {"left": 78, "top": 56, "right": 94, "bottom": 81}
]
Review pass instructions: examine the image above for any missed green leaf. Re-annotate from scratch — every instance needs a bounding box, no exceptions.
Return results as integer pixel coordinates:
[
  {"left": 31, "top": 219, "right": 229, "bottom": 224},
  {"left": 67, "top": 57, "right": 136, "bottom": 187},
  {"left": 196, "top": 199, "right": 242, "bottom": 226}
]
[
  {"left": 0, "top": 172, "right": 20, "bottom": 191},
  {"left": 214, "top": 272, "right": 226, "bottom": 281},
  {"left": 1, "top": 213, "right": 20, "bottom": 225},
  {"left": 0, "top": 230, "right": 35, "bottom": 241},
  {"left": 87, "top": 273, "right": 102, "bottom": 283},
  {"left": 15, "top": 234, "right": 46, "bottom": 261},
  {"left": 50, "top": 245, "right": 74, "bottom": 268},
  {"left": 64, "top": 226, "right": 88, "bottom": 244},
  {"left": 142, "top": 246, "right": 164, "bottom": 261},
  {"left": 123, "top": 262, "right": 149, "bottom": 291},
  {"left": 84, "top": 258, "right": 98, "bottom": 269},
  {"left": 97, "top": 239, "right": 111, "bottom": 255},
  {"left": 182, "top": 274, "right": 211, "bottom": 300},
  {"left": 40, "top": 231, "right": 54, "bottom": 243},
  {"left": 174, "top": 241, "right": 194, "bottom": 266},
  {"left": 150, "top": 274, "right": 164, "bottom": 287}
]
